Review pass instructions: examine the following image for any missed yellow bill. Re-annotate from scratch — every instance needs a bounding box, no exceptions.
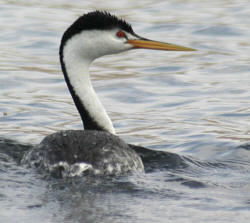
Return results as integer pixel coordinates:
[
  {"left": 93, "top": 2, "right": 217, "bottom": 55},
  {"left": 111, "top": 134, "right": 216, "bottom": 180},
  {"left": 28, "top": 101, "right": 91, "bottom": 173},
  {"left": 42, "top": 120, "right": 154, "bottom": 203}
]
[{"left": 127, "top": 39, "right": 195, "bottom": 51}]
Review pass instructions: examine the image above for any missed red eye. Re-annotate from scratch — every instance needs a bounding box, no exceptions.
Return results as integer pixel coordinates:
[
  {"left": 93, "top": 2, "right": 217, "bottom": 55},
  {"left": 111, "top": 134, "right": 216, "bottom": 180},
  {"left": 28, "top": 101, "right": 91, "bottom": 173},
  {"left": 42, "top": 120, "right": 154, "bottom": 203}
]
[{"left": 116, "top": 31, "right": 125, "bottom": 38}]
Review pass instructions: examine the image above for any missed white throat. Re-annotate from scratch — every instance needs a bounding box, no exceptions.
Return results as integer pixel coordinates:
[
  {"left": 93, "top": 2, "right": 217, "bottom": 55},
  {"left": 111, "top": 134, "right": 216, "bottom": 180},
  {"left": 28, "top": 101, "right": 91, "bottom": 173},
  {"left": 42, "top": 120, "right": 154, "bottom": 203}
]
[{"left": 62, "top": 31, "right": 119, "bottom": 134}]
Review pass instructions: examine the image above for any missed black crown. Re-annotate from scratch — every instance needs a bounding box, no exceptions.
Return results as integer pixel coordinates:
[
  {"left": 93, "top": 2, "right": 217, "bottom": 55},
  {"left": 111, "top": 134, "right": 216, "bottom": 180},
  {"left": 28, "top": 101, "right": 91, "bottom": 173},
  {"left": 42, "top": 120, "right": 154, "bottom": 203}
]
[{"left": 61, "top": 11, "right": 134, "bottom": 46}]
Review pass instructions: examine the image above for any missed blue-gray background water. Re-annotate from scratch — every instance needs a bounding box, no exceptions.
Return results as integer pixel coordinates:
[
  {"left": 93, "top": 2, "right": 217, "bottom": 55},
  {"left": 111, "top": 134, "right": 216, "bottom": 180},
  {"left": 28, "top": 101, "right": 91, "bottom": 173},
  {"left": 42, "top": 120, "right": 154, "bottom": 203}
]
[{"left": 0, "top": 0, "right": 250, "bottom": 222}]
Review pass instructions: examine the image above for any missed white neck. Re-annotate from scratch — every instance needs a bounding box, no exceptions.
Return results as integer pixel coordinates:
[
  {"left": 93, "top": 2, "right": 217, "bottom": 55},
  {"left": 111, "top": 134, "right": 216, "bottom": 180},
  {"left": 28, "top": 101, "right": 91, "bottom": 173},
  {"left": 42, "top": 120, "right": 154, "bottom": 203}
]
[{"left": 62, "top": 32, "right": 116, "bottom": 134}]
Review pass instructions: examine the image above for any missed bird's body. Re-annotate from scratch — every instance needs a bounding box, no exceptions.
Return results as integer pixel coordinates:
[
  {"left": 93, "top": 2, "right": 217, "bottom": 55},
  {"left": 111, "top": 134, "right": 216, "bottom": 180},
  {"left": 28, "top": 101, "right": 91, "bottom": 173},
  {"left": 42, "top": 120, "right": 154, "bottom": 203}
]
[
  {"left": 22, "top": 11, "right": 194, "bottom": 177},
  {"left": 23, "top": 130, "right": 144, "bottom": 177}
]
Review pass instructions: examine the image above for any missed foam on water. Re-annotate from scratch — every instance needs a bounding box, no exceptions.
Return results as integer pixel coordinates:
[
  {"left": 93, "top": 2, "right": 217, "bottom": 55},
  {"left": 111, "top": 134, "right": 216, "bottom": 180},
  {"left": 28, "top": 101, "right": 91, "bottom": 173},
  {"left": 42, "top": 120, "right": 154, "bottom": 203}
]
[{"left": 49, "top": 161, "right": 93, "bottom": 177}]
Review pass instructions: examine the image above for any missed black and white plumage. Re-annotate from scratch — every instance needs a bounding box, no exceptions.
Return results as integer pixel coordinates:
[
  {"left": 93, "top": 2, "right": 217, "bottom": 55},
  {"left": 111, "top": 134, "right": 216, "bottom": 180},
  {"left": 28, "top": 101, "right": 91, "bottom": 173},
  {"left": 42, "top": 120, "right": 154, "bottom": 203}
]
[
  {"left": 23, "top": 130, "right": 144, "bottom": 177},
  {"left": 22, "top": 11, "right": 194, "bottom": 176}
]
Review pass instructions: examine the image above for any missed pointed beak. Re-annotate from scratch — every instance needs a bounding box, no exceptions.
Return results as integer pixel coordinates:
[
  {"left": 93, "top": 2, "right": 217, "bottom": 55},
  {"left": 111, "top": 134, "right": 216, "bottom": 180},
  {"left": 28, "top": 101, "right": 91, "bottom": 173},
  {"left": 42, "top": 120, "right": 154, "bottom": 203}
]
[{"left": 127, "top": 38, "right": 195, "bottom": 51}]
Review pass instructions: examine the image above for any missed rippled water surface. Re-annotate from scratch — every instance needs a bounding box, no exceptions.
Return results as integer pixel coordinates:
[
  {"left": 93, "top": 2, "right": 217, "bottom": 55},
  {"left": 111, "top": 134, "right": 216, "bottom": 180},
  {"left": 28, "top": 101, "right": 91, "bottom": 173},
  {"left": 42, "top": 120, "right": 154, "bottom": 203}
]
[{"left": 1, "top": 0, "right": 250, "bottom": 222}]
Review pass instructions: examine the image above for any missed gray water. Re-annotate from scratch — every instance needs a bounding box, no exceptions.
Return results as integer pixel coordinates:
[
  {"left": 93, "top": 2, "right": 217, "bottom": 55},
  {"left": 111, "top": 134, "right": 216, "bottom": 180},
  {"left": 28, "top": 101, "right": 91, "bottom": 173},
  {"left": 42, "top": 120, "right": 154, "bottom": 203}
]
[{"left": 1, "top": 0, "right": 250, "bottom": 222}]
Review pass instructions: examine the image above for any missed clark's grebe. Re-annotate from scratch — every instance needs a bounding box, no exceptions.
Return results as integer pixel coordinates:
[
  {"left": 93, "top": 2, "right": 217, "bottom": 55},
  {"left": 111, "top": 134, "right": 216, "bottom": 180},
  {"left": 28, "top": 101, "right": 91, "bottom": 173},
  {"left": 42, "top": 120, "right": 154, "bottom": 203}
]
[{"left": 22, "top": 11, "right": 195, "bottom": 177}]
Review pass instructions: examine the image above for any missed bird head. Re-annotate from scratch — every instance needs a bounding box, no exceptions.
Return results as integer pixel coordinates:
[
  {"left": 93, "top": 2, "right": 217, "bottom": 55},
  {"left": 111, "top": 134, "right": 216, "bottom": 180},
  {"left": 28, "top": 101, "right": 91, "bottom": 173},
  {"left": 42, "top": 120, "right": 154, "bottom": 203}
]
[{"left": 60, "top": 11, "right": 195, "bottom": 64}]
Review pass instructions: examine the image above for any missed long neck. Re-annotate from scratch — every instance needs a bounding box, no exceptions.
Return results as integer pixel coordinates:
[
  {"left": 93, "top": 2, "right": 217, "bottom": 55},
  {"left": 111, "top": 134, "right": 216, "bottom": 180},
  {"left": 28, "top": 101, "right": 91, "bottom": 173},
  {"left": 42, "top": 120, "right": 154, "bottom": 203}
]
[{"left": 60, "top": 42, "right": 115, "bottom": 134}]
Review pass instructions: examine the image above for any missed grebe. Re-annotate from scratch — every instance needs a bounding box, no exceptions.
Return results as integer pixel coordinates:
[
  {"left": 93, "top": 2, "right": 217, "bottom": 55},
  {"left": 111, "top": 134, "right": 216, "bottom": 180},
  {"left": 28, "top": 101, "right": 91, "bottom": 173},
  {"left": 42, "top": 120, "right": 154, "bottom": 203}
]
[{"left": 22, "top": 11, "right": 195, "bottom": 177}]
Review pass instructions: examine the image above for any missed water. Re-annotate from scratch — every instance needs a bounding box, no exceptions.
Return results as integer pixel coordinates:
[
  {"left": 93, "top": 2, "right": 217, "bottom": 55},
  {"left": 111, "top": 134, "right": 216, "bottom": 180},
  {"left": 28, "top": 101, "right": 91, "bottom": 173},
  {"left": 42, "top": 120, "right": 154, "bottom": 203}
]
[{"left": 1, "top": 0, "right": 250, "bottom": 222}]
